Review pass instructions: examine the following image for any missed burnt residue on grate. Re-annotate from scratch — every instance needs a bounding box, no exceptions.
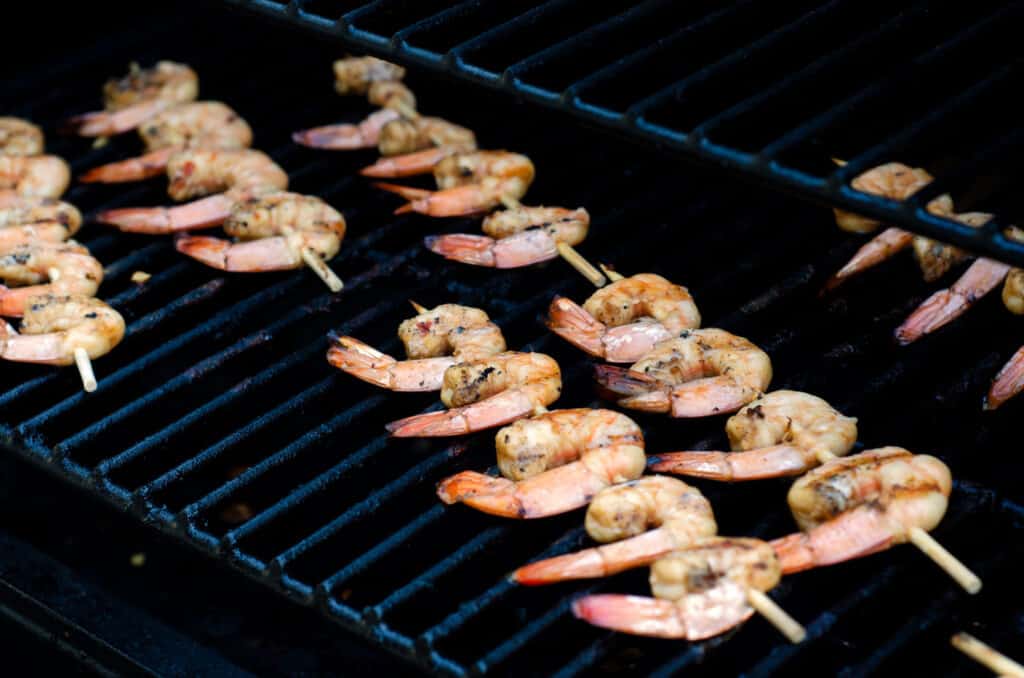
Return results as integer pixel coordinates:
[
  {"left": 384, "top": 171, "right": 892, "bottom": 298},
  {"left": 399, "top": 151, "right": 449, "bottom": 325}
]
[{"left": 2, "top": 2, "right": 1024, "bottom": 676}]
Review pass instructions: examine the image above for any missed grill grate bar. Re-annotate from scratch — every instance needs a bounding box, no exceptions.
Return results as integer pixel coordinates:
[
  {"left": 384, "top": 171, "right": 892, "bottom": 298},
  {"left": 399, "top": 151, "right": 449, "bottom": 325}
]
[{"left": 446, "top": 0, "right": 582, "bottom": 66}]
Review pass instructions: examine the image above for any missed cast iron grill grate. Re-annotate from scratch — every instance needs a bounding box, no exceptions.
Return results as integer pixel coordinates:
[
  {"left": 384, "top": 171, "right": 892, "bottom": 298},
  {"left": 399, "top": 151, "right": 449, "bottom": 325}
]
[{"left": 2, "top": 4, "right": 1024, "bottom": 675}]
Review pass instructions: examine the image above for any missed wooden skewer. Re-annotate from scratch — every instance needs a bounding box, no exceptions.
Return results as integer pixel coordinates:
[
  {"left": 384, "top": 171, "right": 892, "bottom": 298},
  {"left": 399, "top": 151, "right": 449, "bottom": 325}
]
[
  {"left": 409, "top": 300, "right": 429, "bottom": 314},
  {"left": 598, "top": 263, "right": 625, "bottom": 282},
  {"left": 556, "top": 242, "right": 606, "bottom": 287},
  {"left": 74, "top": 347, "right": 97, "bottom": 393},
  {"left": 746, "top": 588, "right": 806, "bottom": 644},
  {"left": 832, "top": 157, "right": 847, "bottom": 167},
  {"left": 282, "top": 226, "right": 343, "bottom": 292},
  {"left": 952, "top": 633, "right": 1024, "bottom": 677}
]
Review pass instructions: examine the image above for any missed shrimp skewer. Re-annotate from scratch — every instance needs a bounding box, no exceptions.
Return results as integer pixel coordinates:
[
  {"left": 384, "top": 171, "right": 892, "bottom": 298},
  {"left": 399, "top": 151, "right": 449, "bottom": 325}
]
[
  {"left": 437, "top": 409, "right": 646, "bottom": 518},
  {"left": 328, "top": 302, "right": 506, "bottom": 390},
  {"left": 0, "top": 195, "right": 82, "bottom": 249},
  {"left": 547, "top": 273, "right": 701, "bottom": 363},
  {"left": 0, "top": 117, "right": 45, "bottom": 156},
  {"left": 0, "top": 156, "right": 71, "bottom": 198},
  {"left": 513, "top": 476, "right": 716, "bottom": 584},
  {"left": 294, "top": 112, "right": 475, "bottom": 156},
  {"left": 650, "top": 390, "right": 857, "bottom": 481},
  {"left": 595, "top": 329, "right": 772, "bottom": 418},
  {"left": 386, "top": 351, "right": 561, "bottom": 437},
  {"left": 1, "top": 295, "right": 125, "bottom": 392},
  {"left": 771, "top": 447, "right": 981, "bottom": 593},
  {"left": 333, "top": 56, "right": 406, "bottom": 95},
  {"left": 951, "top": 632, "right": 1024, "bottom": 677},
  {"left": 0, "top": 241, "right": 103, "bottom": 317}
]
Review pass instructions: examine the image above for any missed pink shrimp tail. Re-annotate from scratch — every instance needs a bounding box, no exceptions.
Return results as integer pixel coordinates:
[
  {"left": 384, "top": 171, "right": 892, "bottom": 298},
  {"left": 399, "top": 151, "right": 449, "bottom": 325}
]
[
  {"left": 326, "top": 337, "right": 394, "bottom": 388},
  {"left": 546, "top": 296, "right": 606, "bottom": 358},
  {"left": 513, "top": 528, "right": 677, "bottom": 585},
  {"left": 650, "top": 445, "right": 813, "bottom": 481},
  {"left": 437, "top": 472, "right": 524, "bottom": 517},
  {"left": 61, "top": 100, "right": 166, "bottom": 137},
  {"left": 360, "top": 147, "right": 453, "bottom": 178},
  {"left": 372, "top": 182, "right": 433, "bottom": 201},
  {"left": 292, "top": 124, "right": 371, "bottom": 150},
  {"left": 80, "top": 147, "right": 176, "bottom": 183},
  {"left": 824, "top": 227, "right": 913, "bottom": 292},
  {"left": 986, "top": 346, "right": 1024, "bottom": 410},
  {"left": 387, "top": 388, "right": 539, "bottom": 437},
  {"left": 97, "top": 194, "right": 233, "bottom": 233},
  {"left": 770, "top": 510, "right": 895, "bottom": 574},
  {"left": 594, "top": 365, "right": 671, "bottom": 413},
  {"left": 424, "top": 234, "right": 496, "bottom": 267}
]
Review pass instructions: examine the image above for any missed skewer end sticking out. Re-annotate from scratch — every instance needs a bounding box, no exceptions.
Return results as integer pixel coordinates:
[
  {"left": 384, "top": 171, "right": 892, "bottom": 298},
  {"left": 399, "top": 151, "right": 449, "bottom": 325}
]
[
  {"left": 283, "top": 226, "right": 344, "bottom": 292},
  {"left": 952, "top": 632, "right": 1024, "bottom": 677},
  {"left": 409, "top": 300, "right": 429, "bottom": 315},
  {"left": 598, "top": 264, "right": 625, "bottom": 282},
  {"left": 746, "top": 588, "right": 806, "bottom": 644},
  {"left": 831, "top": 157, "right": 847, "bottom": 167},
  {"left": 556, "top": 242, "right": 606, "bottom": 288},
  {"left": 74, "top": 347, "right": 97, "bottom": 393},
  {"left": 907, "top": 527, "right": 982, "bottom": 594}
]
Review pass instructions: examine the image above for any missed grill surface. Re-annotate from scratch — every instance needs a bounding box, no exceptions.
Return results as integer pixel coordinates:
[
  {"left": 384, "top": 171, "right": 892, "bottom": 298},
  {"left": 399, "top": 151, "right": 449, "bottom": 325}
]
[
  {"left": 3, "top": 2, "right": 1024, "bottom": 676},
  {"left": 227, "top": 0, "right": 1024, "bottom": 268}
]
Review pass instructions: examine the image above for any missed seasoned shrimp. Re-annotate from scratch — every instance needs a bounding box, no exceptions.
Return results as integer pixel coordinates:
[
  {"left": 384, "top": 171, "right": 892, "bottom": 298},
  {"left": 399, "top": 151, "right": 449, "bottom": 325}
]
[
  {"left": 513, "top": 476, "right": 716, "bottom": 585},
  {"left": 1003, "top": 268, "right": 1024, "bottom": 315},
  {"left": 292, "top": 108, "right": 402, "bottom": 151},
  {"left": 572, "top": 537, "right": 782, "bottom": 640},
  {"left": 426, "top": 206, "right": 590, "bottom": 268},
  {"left": 0, "top": 117, "right": 44, "bottom": 156},
  {"left": 367, "top": 81, "right": 416, "bottom": 112},
  {"left": 378, "top": 116, "right": 476, "bottom": 157},
  {"left": 364, "top": 150, "right": 534, "bottom": 191},
  {"left": 771, "top": 447, "right": 951, "bottom": 573},
  {"left": 63, "top": 61, "right": 199, "bottom": 136},
  {"left": 96, "top": 149, "right": 288, "bottom": 234},
  {"left": 547, "top": 273, "right": 701, "bottom": 362},
  {"left": 327, "top": 303, "right": 505, "bottom": 391},
  {"left": 175, "top": 192, "right": 344, "bottom": 272},
  {"left": 833, "top": 163, "right": 948, "bottom": 233},
  {"left": 595, "top": 329, "right": 772, "bottom": 418},
  {"left": 386, "top": 351, "right": 561, "bottom": 437},
  {"left": 0, "top": 241, "right": 103, "bottom": 316},
  {"left": 1, "top": 294, "right": 124, "bottom": 366},
  {"left": 391, "top": 176, "right": 527, "bottom": 218},
  {"left": 0, "top": 194, "right": 82, "bottom": 249},
  {"left": 0, "top": 155, "right": 71, "bottom": 198},
  {"left": 437, "top": 408, "right": 646, "bottom": 518},
  {"left": 81, "top": 101, "right": 253, "bottom": 183},
  {"left": 333, "top": 56, "right": 405, "bottom": 95},
  {"left": 651, "top": 390, "right": 857, "bottom": 481}
]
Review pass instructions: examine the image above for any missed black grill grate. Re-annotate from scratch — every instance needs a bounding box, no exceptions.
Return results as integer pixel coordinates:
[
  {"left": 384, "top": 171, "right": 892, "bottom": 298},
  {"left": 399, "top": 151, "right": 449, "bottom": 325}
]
[{"left": 3, "top": 3, "right": 1024, "bottom": 675}]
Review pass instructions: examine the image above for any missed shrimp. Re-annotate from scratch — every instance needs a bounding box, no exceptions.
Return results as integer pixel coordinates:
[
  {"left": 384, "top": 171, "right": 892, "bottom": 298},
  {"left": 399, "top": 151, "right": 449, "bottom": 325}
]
[
  {"left": 833, "top": 162, "right": 948, "bottom": 234},
  {"left": 378, "top": 116, "right": 476, "bottom": 157},
  {"left": 0, "top": 194, "right": 82, "bottom": 249},
  {"left": 987, "top": 347, "right": 1024, "bottom": 410},
  {"left": 1, "top": 294, "right": 124, "bottom": 366},
  {"left": 327, "top": 303, "right": 505, "bottom": 391},
  {"left": 0, "top": 117, "right": 44, "bottom": 156},
  {"left": 292, "top": 108, "right": 402, "bottom": 151},
  {"left": 0, "top": 155, "right": 71, "bottom": 198},
  {"left": 547, "top": 273, "right": 701, "bottom": 362},
  {"left": 96, "top": 149, "right": 288, "bottom": 234},
  {"left": 513, "top": 475, "right": 716, "bottom": 585},
  {"left": 1003, "top": 268, "right": 1024, "bottom": 315},
  {"left": 391, "top": 176, "right": 527, "bottom": 217},
  {"left": 333, "top": 56, "right": 405, "bottom": 96},
  {"left": 63, "top": 61, "right": 199, "bottom": 136},
  {"left": 367, "top": 81, "right": 416, "bottom": 112},
  {"left": 594, "top": 329, "right": 772, "bottom": 418},
  {"left": 425, "top": 206, "right": 589, "bottom": 268},
  {"left": 363, "top": 150, "right": 534, "bottom": 191},
  {"left": 770, "top": 447, "right": 951, "bottom": 573},
  {"left": 81, "top": 101, "right": 253, "bottom": 183},
  {"left": 436, "top": 408, "right": 646, "bottom": 518},
  {"left": 572, "top": 537, "right": 782, "bottom": 640},
  {"left": 0, "top": 241, "right": 103, "bottom": 316},
  {"left": 386, "top": 351, "right": 561, "bottom": 437},
  {"left": 650, "top": 390, "right": 858, "bottom": 481}
]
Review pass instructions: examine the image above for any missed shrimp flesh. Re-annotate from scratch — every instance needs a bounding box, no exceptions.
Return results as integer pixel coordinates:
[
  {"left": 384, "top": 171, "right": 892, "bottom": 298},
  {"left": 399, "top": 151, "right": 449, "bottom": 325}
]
[
  {"left": 0, "top": 241, "right": 103, "bottom": 316},
  {"left": 1, "top": 294, "right": 124, "bottom": 366},
  {"left": 386, "top": 351, "right": 561, "bottom": 437},
  {"left": 327, "top": 303, "right": 505, "bottom": 391},
  {"left": 425, "top": 206, "right": 589, "bottom": 268},
  {"left": 771, "top": 447, "right": 951, "bottom": 573},
  {"left": 547, "top": 273, "right": 701, "bottom": 362},
  {"left": 513, "top": 475, "right": 716, "bottom": 585},
  {"left": 437, "top": 408, "right": 646, "bottom": 518},
  {"left": 367, "top": 81, "right": 416, "bottom": 112},
  {"left": 378, "top": 116, "right": 476, "bottom": 157},
  {"left": 96, "top": 149, "right": 288, "bottom": 233},
  {"left": 1003, "top": 268, "right": 1024, "bottom": 316},
  {"left": 292, "top": 108, "right": 401, "bottom": 151},
  {"left": 651, "top": 390, "right": 857, "bottom": 481},
  {"left": 333, "top": 56, "right": 405, "bottom": 96},
  {"left": 391, "top": 176, "right": 528, "bottom": 217},
  {"left": 987, "top": 346, "right": 1024, "bottom": 410},
  {"left": 81, "top": 101, "right": 253, "bottom": 183},
  {"left": 0, "top": 156, "right": 71, "bottom": 198},
  {"left": 63, "top": 61, "right": 199, "bottom": 136},
  {"left": 0, "top": 117, "right": 44, "bottom": 156},
  {"left": 0, "top": 194, "right": 81, "bottom": 249},
  {"left": 594, "top": 329, "right": 772, "bottom": 418},
  {"left": 833, "top": 163, "right": 949, "bottom": 233},
  {"left": 364, "top": 150, "right": 534, "bottom": 191},
  {"left": 572, "top": 537, "right": 781, "bottom": 640}
]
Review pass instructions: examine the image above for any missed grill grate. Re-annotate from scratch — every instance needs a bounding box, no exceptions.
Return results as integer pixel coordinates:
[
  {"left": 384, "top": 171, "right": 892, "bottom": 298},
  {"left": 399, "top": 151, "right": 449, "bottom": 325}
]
[{"left": 3, "top": 3, "right": 1024, "bottom": 675}]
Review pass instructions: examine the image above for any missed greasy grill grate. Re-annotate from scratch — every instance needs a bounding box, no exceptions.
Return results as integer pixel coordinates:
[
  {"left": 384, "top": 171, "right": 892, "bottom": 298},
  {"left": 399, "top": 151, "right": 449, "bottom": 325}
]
[{"left": 3, "top": 3, "right": 1024, "bottom": 675}]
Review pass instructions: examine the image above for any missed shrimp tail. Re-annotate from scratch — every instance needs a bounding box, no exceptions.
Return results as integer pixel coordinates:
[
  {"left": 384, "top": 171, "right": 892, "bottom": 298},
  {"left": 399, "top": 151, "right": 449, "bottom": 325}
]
[
  {"left": 360, "top": 147, "right": 454, "bottom": 178},
  {"left": 97, "top": 194, "right": 234, "bottom": 233},
  {"left": 80, "top": 147, "right": 176, "bottom": 183},
  {"left": 372, "top": 182, "right": 434, "bottom": 201},
  {"left": 824, "top": 227, "right": 913, "bottom": 292},
  {"left": 61, "top": 100, "right": 166, "bottom": 137},
  {"left": 770, "top": 508, "right": 895, "bottom": 574},
  {"left": 437, "top": 472, "right": 522, "bottom": 516},
  {"left": 546, "top": 296, "right": 607, "bottom": 358},
  {"left": 396, "top": 184, "right": 496, "bottom": 217},
  {"left": 650, "top": 445, "right": 814, "bottom": 480},
  {"left": 670, "top": 377, "right": 759, "bottom": 418},
  {"left": 986, "top": 346, "right": 1024, "bottom": 410},
  {"left": 292, "top": 124, "right": 374, "bottom": 150},
  {"left": 593, "top": 365, "right": 671, "bottom": 413},
  {"left": 326, "top": 336, "right": 452, "bottom": 391},
  {"left": 424, "top": 234, "right": 497, "bottom": 267},
  {"left": 387, "top": 388, "right": 539, "bottom": 437},
  {"left": 513, "top": 528, "right": 677, "bottom": 585}
]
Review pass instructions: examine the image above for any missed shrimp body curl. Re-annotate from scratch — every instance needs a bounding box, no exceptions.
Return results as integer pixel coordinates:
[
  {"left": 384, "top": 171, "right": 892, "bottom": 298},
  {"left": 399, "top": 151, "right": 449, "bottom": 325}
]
[
  {"left": 0, "top": 156, "right": 71, "bottom": 198},
  {"left": 1, "top": 295, "right": 124, "bottom": 366},
  {"left": 0, "top": 117, "right": 44, "bottom": 156},
  {"left": 0, "top": 241, "right": 103, "bottom": 317},
  {"left": 0, "top": 194, "right": 82, "bottom": 249}
]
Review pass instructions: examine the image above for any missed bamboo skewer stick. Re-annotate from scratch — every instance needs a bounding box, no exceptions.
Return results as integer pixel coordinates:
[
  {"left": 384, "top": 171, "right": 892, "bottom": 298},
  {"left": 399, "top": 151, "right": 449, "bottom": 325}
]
[
  {"left": 282, "top": 226, "right": 343, "bottom": 292},
  {"left": 746, "top": 588, "right": 806, "bottom": 644},
  {"left": 599, "top": 263, "right": 625, "bottom": 282},
  {"left": 409, "top": 300, "right": 429, "bottom": 314},
  {"left": 952, "top": 633, "right": 1024, "bottom": 677},
  {"left": 46, "top": 267, "right": 98, "bottom": 392}
]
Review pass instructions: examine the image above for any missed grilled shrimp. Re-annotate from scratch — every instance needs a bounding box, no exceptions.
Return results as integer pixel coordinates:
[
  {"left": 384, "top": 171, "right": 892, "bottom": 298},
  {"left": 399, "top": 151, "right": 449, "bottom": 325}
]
[
  {"left": 81, "top": 101, "right": 253, "bottom": 183},
  {"left": 0, "top": 117, "right": 44, "bottom": 156},
  {"left": 547, "top": 273, "right": 701, "bottom": 362},
  {"left": 437, "top": 408, "right": 646, "bottom": 518},
  {"left": 771, "top": 447, "right": 951, "bottom": 573},
  {"left": 595, "top": 329, "right": 772, "bottom": 418},
  {"left": 513, "top": 476, "right": 716, "bottom": 585},
  {"left": 96, "top": 149, "right": 288, "bottom": 233},
  {"left": 988, "top": 345, "right": 1024, "bottom": 410},
  {"left": 0, "top": 155, "right": 71, "bottom": 198},
  {"left": 378, "top": 116, "right": 476, "bottom": 157},
  {"left": 367, "top": 81, "right": 416, "bottom": 112},
  {"left": 572, "top": 538, "right": 782, "bottom": 640},
  {"left": 0, "top": 194, "right": 82, "bottom": 249},
  {"left": 63, "top": 61, "right": 199, "bottom": 136},
  {"left": 651, "top": 390, "right": 857, "bottom": 481},
  {"left": 327, "top": 303, "right": 505, "bottom": 391},
  {"left": 364, "top": 149, "right": 534, "bottom": 189},
  {"left": 174, "top": 192, "right": 344, "bottom": 273},
  {"left": 386, "top": 351, "right": 561, "bottom": 437},
  {"left": 833, "top": 162, "right": 948, "bottom": 233},
  {"left": 333, "top": 56, "right": 405, "bottom": 95},
  {"left": 0, "top": 241, "right": 103, "bottom": 316},
  {"left": 292, "top": 108, "right": 402, "bottom": 151},
  {"left": 426, "top": 206, "right": 590, "bottom": 268},
  {"left": 1, "top": 294, "right": 124, "bottom": 366}
]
